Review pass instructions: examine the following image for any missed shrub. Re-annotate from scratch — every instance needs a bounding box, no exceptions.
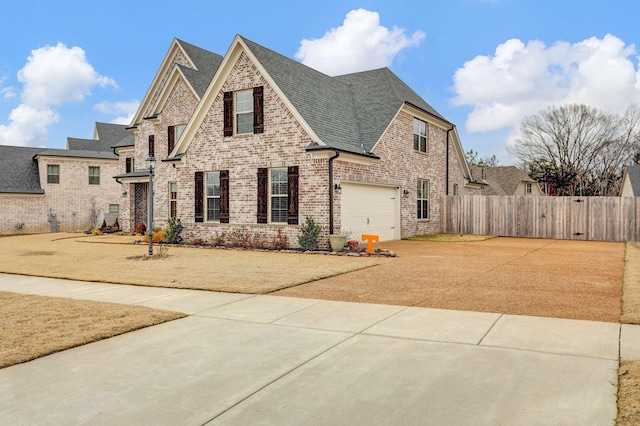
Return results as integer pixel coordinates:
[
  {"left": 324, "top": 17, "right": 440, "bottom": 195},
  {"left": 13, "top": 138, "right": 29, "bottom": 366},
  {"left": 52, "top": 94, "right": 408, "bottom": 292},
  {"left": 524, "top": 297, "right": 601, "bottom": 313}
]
[
  {"left": 164, "top": 217, "right": 184, "bottom": 244},
  {"left": 211, "top": 232, "right": 226, "bottom": 247},
  {"left": 113, "top": 218, "right": 120, "bottom": 229},
  {"left": 135, "top": 223, "right": 146, "bottom": 234},
  {"left": 272, "top": 228, "right": 288, "bottom": 250},
  {"left": 298, "top": 216, "right": 321, "bottom": 251},
  {"left": 142, "top": 230, "right": 165, "bottom": 244},
  {"left": 101, "top": 219, "right": 107, "bottom": 230}
]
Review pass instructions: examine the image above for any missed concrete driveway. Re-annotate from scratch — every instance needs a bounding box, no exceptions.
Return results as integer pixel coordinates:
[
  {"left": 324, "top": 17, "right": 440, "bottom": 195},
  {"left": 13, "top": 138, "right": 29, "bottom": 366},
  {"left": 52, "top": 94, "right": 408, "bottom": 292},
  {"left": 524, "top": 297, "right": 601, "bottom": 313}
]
[{"left": 2, "top": 273, "right": 638, "bottom": 425}]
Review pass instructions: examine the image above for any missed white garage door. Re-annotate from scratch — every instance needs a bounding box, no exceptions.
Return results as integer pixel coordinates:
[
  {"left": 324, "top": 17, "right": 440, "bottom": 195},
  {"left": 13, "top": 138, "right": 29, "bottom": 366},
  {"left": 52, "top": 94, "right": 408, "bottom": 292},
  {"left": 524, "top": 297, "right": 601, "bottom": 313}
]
[{"left": 340, "top": 183, "right": 400, "bottom": 242}]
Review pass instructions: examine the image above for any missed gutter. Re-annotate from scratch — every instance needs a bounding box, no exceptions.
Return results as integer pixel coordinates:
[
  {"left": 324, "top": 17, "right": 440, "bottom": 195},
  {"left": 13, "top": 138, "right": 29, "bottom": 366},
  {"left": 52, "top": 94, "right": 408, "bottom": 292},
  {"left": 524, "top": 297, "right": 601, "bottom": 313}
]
[{"left": 328, "top": 150, "right": 340, "bottom": 235}]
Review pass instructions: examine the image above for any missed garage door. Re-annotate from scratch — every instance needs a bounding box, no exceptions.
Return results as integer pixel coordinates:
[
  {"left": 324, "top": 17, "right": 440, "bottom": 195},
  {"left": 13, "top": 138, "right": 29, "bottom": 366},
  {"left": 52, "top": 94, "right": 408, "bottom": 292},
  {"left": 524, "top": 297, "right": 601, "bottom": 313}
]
[{"left": 340, "top": 183, "right": 400, "bottom": 242}]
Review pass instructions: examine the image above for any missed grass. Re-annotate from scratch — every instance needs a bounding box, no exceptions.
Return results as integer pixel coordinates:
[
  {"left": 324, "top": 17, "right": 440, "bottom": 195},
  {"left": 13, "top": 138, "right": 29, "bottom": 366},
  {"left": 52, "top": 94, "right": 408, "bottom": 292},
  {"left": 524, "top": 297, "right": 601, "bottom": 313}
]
[
  {"left": 622, "top": 243, "right": 640, "bottom": 324},
  {"left": 618, "top": 360, "right": 640, "bottom": 425},
  {"left": 0, "top": 291, "right": 185, "bottom": 368}
]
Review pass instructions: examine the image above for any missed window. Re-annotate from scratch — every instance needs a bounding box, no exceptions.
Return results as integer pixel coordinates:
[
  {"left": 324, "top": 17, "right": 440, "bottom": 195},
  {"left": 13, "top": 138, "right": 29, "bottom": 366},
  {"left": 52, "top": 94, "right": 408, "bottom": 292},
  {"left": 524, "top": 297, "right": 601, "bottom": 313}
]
[
  {"left": 109, "top": 204, "right": 119, "bottom": 214},
  {"left": 168, "top": 125, "right": 185, "bottom": 153},
  {"left": 413, "top": 118, "right": 427, "bottom": 153},
  {"left": 417, "top": 179, "right": 429, "bottom": 219},
  {"left": 223, "top": 87, "right": 264, "bottom": 136},
  {"left": 206, "top": 172, "right": 220, "bottom": 221},
  {"left": 270, "top": 168, "right": 288, "bottom": 223},
  {"left": 453, "top": 183, "right": 459, "bottom": 195},
  {"left": 525, "top": 182, "right": 532, "bottom": 195},
  {"left": 235, "top": 90, "right": 253, "bottom": 134},
  {"left": 125, "top": 157, "right": 135, "bottom": 173},
  {"left": 89, "top": 167, "right": 100, "bottom": 185},
  {"left": 148, "top": 135, "right": 155, "bottom": 158},
  {"left": 47, "top": 165, "right": 60, "bottom": 184},
  {"left": 169, "top": 182, "right": 178, "bottom": 218}
]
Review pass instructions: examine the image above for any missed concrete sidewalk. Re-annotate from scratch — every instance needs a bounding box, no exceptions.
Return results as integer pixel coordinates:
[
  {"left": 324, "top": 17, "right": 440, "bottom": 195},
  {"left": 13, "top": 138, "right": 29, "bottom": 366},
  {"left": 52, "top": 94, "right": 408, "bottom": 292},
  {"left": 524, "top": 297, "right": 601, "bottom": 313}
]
[{"left": 0, "top": 273, "right": 638, "bottom": 425}]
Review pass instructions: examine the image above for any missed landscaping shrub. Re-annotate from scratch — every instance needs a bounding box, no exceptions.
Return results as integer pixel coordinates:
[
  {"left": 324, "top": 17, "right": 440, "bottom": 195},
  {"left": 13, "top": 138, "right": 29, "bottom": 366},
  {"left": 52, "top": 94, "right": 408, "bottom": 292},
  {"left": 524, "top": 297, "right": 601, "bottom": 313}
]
[
  {"left": 164, "top": 217, "right": 183, "bottom": 244},
  {"left": 298, "top": 216, "right": 321, "bottom": 251},
  {"left": 272, "top": 228, "right": 289, "bottom": 250},
  {"left": 135, "top": 223, "right": 146, "bottom": 234}
]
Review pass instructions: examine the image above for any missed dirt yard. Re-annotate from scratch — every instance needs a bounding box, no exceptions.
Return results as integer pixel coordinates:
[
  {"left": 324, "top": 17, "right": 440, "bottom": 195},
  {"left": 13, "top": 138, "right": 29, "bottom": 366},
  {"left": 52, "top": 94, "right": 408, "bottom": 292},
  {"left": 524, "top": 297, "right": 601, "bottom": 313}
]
[{"left": 276, "top": 237, "right": 625, "bottom": 323}]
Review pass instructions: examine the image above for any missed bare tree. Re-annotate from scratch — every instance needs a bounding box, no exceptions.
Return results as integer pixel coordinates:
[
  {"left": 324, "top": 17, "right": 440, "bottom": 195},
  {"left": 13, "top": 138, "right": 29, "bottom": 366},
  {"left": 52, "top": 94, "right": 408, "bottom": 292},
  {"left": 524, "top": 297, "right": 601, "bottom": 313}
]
[{"left": 512, "top": 104, "right": 640, "bottom": 196}]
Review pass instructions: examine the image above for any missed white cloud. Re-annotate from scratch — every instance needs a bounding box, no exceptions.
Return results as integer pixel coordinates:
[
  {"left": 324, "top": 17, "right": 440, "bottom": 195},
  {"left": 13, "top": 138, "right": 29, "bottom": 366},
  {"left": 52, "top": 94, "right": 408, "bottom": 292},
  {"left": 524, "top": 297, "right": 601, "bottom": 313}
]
[
  {"left": 94, "top": 99, "right": 140, "bottom": 125},
  {"left": 295, "top": 9, "right": 425, "bottom": 76},
  {"left": 0, "top": 43, "right": 116, "bottom": 147},
  {"left": 452, "top": 34, "right": 640, "bottom": 135}
]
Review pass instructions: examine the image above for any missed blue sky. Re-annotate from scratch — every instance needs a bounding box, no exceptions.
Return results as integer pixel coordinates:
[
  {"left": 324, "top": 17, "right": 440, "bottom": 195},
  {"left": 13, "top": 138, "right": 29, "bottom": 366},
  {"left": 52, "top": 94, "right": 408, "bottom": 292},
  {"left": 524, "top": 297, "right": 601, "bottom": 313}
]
[{"left": 1, "top": 0, "right": 638, "bottom": 164}]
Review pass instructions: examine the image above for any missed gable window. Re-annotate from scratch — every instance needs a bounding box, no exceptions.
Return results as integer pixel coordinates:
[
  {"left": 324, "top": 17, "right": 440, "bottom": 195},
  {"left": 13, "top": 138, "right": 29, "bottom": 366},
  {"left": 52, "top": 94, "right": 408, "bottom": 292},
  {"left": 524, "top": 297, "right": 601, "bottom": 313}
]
[
  {"left": 525, "top": 182, "right": 532, "bottom": 195},
  {"left": 89, "top": 167, "right": 100, "bottom": 185},
  {"left": 235, "top": 90, "right": 254, "bottom": 134},
  {"left": 453, "top": 183, "right": 459, "bottom": 195},
  {"left": 413, "top": 118, "right": 427, "bottom": 153},
  {"left": 47, "top": 165, "right": 60, "bottom": 184},
  {"left": 257, "top": 166, "right": 298, "bottom": 224},
  {"left": 168, "top": 125, "right": 185, "bottom": 154},
  {"left": 417, "top": 179, "right": 429, "bottom": 219},
  {"left": 148, "top": 135, "right": 155, "bottom": 158},
  {"left": 223, "top": 86, "right": 264, "bottom": 136},
  {"left": 169, "top": 182, "right": 178, "bottom": 218},
  {"left": 125, "top": 157, "right": 135, "bottom": 173}
]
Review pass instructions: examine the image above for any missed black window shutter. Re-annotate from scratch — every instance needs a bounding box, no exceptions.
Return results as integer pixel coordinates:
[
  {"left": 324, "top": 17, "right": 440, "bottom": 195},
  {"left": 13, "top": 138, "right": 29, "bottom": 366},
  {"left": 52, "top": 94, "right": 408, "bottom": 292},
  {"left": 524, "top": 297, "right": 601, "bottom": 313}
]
[
  {"left": 194, "top": 171, "right": 204, "bottom": 223},
  {"left": 220, "top": 170, "right": 229, "bottom": 224},
  {"left": 287, "top": 166, "right": 299, "bottom": 225},
  {"left": 168, "top": 126, "right": 175, "bottom": 154},
  {"left": 125, "top": 158, "right": 132, "bottom": 173},
  {"left": 148, "top": 135, "right": 155, "bottom": 158},
  {"left": 253, "top": 86, "right": 264, "bottom": 134},
  {"left": 257, "top": 168, "right": 268, "bottom": 224},
  {"left": 223, "top": 91, "right": 233, "bottom": 137}
]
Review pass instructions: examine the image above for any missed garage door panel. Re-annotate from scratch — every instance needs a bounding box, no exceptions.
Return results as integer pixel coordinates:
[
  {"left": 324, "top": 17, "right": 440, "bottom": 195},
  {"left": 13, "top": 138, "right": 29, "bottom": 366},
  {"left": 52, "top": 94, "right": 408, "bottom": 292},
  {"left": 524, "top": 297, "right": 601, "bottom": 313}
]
[{"left": 341, "top": 183, "right": 399, "bottom": 242}]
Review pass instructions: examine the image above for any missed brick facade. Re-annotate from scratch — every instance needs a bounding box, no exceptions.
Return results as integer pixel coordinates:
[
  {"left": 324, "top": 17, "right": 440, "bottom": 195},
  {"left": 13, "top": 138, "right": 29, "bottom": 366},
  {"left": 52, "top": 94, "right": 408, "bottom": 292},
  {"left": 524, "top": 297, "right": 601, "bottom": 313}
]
[
  {"left": 117, "top": 46, "right": 478, "bottom": 248},
  {"left": 0, "top": 156, "right": 121, "bottom": 235}
]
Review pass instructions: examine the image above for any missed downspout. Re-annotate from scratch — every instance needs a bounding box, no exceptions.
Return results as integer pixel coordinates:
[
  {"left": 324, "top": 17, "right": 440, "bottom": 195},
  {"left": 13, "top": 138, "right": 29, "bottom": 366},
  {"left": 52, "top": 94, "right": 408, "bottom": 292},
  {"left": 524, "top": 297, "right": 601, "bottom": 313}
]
[
  {"left": 328, "top": 150, "right": 340, "bottom": 235},
  {"left": 446, "top": 126, "right": 454, "bottom": 195}
]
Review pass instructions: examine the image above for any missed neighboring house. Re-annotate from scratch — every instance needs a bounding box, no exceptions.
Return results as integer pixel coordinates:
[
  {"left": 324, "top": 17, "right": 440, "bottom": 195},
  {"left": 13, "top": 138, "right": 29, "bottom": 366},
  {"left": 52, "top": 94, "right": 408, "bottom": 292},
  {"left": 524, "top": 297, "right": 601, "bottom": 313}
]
[
  {"left": 471, "top": 166, "right": 544, "bottom": 196},
  {"left": 0, "top": 122, "right": 128, "bottom": 234},
  {"left": 114, "top": 35, "right": 481, "bottom": 247},
  {"left": 620, "top": 165, "right": 640, "bottom": 196}
]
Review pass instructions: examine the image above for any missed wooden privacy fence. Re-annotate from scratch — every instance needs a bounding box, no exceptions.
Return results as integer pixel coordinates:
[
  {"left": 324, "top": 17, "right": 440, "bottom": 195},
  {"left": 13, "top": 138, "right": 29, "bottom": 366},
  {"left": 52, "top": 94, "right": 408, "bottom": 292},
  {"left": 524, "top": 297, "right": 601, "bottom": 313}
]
[{"left": 441, "top": 195, "right": 640, "bottom": 242}]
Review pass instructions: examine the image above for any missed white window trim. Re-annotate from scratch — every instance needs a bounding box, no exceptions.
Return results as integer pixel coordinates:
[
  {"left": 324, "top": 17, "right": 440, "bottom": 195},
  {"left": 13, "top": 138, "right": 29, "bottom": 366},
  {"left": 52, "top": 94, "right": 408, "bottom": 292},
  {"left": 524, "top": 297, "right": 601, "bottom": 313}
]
[
  {"left": 169, "top": 182, "right": 178, "bottom": 218},
  {"left": 235, "top": 90, "right": 253, "bottom": 135},
  {"left": 413, "top": 118, "right": 428, "bottom": 154},
  {"left": 417, "top": 179, "right": 429, "bottom": 219},
  {"left": 205, "top": 172, "right": 221, "bottom": 222},
  {"left": 269, "top": 168, "right": 288, "bottom": 223}
]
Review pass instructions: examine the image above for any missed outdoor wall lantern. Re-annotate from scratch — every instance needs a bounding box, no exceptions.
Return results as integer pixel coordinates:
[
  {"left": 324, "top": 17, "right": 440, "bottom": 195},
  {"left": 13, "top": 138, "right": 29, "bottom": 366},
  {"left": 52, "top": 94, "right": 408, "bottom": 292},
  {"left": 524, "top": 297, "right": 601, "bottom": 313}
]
[
  {"left": 403, "top": 189, "right": 410, "bottom": 197},
  {"left": 334, "top": 183, "right": 342, "bottom": 193},
  {"left": 146, "top": 156, "right": 156, "bottom": 256}
]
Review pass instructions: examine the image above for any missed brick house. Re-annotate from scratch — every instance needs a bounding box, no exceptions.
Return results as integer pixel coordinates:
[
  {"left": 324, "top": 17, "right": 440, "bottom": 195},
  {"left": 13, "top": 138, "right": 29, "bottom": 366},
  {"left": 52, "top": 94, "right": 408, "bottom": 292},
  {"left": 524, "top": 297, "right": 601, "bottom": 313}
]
[
  {"left": 114, "top": 35, "right": 481, "bottom": 247},
  {"left": 0, "top": 122, "right": 127, "bottom": 234}
]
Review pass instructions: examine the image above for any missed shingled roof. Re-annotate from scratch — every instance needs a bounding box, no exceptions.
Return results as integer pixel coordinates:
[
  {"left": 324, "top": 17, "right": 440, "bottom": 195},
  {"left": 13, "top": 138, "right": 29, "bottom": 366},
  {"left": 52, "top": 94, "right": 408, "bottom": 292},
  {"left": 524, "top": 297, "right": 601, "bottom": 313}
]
[
  {"left": 95, "top": 122, "right": 134, "bottom": 149},
  {"left": 471, "top": 166, "right": 538, "bottom": 196},
  {"left": 0, "top": 146, "right": 45, "bottom": 194},
  {"left": 176, "top": 39, "right": 224, "bottom": 98},
  {"left": 240, "top": 36, "right": 448, "bottom": 156},
  {"left": 622, "top": 165, "right": 640, "bottom": 196}
]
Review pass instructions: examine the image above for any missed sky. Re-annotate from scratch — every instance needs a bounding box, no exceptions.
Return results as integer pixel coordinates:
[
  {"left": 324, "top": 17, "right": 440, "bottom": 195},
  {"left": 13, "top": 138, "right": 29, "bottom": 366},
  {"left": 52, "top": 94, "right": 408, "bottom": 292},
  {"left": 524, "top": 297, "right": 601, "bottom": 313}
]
[{"left": 0, "top": 0, "right": 638, "bottom": 164}]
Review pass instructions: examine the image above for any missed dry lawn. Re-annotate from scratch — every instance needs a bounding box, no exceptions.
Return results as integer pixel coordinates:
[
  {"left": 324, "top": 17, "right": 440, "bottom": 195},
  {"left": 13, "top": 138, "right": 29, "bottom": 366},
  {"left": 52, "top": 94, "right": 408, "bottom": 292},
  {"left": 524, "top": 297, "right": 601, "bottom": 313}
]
[
  {"left": 0, "top": 291, "right": 185, "bottom": 368},
  {"left": 622, "top": 243, "right": 640, "bottom": 324},
  {"left": 618, "top": 360, "right": 640, "bottom": 426},
  {"left": 407, "top": 233, "right": 496, "bottom": 242},
  {"left": 0, "top": 233, "right": 383, "bottom": 293}
]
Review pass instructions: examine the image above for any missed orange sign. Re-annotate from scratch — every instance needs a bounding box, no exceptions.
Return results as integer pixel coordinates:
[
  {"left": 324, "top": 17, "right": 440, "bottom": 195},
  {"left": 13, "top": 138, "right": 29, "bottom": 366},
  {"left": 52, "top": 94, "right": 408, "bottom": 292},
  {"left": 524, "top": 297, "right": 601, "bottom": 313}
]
[{"left": 361, "top": 234, "right": 379, "bottom": 253}]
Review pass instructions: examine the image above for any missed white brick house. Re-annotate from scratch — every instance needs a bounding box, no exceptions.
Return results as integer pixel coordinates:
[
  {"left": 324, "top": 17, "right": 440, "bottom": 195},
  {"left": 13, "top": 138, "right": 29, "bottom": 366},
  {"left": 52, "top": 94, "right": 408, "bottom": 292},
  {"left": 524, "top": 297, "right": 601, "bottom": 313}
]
[
  {"left": 115, "top": 36, "right": 482, "bottom": 247},
  {"left": 0, "top": 123, "right": 127, "bottom": 234}
]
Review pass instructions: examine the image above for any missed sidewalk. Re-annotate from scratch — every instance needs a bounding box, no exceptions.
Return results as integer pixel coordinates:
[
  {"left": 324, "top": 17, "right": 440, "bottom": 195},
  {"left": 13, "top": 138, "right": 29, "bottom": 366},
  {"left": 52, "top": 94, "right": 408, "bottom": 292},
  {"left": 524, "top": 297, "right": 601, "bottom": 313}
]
[{"left": 0, "top": 273, "right": 638, "bottom": 425}]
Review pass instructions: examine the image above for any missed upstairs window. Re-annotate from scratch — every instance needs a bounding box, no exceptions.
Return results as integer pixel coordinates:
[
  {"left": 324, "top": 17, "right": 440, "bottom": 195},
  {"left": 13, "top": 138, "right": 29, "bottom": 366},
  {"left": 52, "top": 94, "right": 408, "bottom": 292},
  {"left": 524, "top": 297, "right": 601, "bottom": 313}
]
[
  {"left": 525, "top": 182, "right": 532, "bottom": 195},
  {"left": 235, "top": 90, "right": 253, "bottom": 134},
  {"left": 223, "top": 86, "right": 264, "bottom": 136},
  {"left": 413, "top": 118, "right": 427, "bottom": 153},
  {"left": 47, "top": 165, "right": 60, "bottom": 184},
  {"left": 89, "top": 167, "right": 100, "bottom": 185},
  {"left": 125, "top": 157, "right": 135, "bottom": 173},
  {"left": 417, "top": 179, "right": 429, "bottom": 219},
  {"left": 168, "top": 125, "right": 185, "bottom": 154},
  {"left": 148, "top": 135, "right": 155, "bottom": 158}
]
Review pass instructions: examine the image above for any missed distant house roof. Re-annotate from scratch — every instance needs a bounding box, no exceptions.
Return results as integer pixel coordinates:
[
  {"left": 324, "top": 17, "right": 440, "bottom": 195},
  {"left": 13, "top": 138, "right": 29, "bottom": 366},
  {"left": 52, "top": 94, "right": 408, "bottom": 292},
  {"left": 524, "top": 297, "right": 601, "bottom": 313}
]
[
  {"left": 35, "top": 148, "right": 118, "bottom": 160},
  {"left": 0, "top": 146, "right": 45, "bottom": 194},
  {"left": 471, "top": 166, "right": 538, "bottom": 196},
  {"left": 94, "top": 122, "right": 134, "bottom": 149},
  {"left": 67, "top": 138, "right": 114, "bottom": 152},
  {"left": 622, "top": 165, "right": 640, "bottom": 196}
]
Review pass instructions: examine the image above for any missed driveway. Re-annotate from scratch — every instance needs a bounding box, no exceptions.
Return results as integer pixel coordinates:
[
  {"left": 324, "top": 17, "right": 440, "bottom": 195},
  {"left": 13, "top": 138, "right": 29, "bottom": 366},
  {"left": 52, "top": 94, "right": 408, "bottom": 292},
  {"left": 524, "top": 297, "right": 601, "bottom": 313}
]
[{"left": 0, "top": 274, "right": 633, "bottom": 425}]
